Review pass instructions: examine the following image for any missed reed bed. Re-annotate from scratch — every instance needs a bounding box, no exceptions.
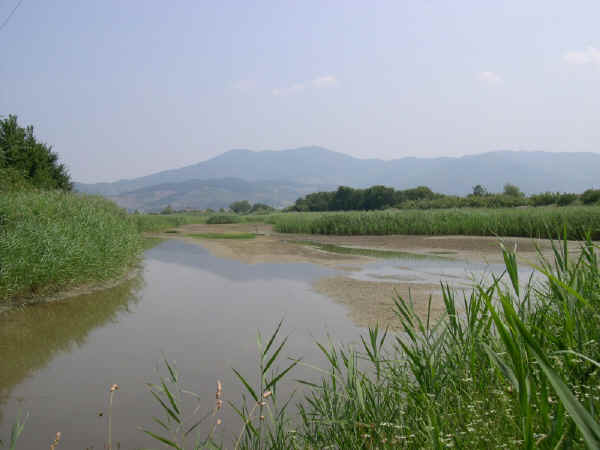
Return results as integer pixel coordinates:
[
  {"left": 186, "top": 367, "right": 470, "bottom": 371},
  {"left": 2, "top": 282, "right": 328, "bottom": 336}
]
[
  {"left": 134, "top": 213, "right": 209, "bottom": 232},
  {"left": 0, "top": 191, "right": 142, "bottom": 302},
  {"left": 291, "top": 238, "right": 600, "bottom": 449},
  {"left": 270, "top": 207, "right": 600, "bottom": 239}
]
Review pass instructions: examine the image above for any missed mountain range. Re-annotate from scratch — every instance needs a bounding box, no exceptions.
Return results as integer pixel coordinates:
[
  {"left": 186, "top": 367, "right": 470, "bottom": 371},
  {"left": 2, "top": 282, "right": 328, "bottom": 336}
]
[{"left": 75, "top": 147, "right": 600, "bottom": 212}]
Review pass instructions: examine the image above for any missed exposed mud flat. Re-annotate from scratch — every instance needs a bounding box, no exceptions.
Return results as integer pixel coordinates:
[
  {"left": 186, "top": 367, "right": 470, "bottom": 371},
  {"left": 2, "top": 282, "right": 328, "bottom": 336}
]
[
  {"left": 155, "top": 223, "right": 577, "bottom": 328},
  {"left": 313, "top": 276, "right": 446, "bottom": 328}
]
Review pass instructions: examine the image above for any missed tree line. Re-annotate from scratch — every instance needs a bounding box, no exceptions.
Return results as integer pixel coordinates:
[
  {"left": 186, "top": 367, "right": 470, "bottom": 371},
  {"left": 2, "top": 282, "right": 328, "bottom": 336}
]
[
  {"left": 0, "top": 115, "right": 72, "bottom": 191},
  {"left": 286, "top": 183, "right": 600, "bottom": 212}
]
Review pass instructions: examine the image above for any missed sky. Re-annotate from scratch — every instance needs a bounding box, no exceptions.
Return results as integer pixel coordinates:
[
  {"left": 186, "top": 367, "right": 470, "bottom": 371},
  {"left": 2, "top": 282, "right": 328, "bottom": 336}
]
[{"left": 1, "top": 0, "right": 599, "bottom": 183}]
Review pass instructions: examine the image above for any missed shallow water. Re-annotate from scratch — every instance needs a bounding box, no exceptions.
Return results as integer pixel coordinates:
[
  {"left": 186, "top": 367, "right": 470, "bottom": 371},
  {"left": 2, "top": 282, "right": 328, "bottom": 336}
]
[
  {"left": 348, "top": 255, "right": 537, "bottom": 287},
  {"left": 0, "top": 239, "right": 530, "bottom": 448},
  {"left": 0, "top": 240, "right": 365, "bottom": 449}
]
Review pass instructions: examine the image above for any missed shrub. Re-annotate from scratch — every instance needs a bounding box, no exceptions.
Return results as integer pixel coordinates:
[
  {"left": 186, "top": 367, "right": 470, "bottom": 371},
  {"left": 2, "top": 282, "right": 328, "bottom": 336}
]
[{"left": 582, "top": 188, "right": 600, "bottom": 205}]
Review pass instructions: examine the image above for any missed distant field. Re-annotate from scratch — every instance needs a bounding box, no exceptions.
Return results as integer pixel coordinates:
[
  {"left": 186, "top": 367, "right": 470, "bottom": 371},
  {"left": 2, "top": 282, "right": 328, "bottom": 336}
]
[
  {"left": 133, "top": 213, "right": 209, "bottom": 232},
  {"left": 265, "top": 207, "right": 600, "bottom": 240}
]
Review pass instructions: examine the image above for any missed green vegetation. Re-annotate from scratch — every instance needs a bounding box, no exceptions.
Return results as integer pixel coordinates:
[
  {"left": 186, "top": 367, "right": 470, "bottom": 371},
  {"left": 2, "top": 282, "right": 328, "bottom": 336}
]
[
  {"left": 270, "top": 207, "right": 600, "bottom": 239},
  {"left": 0, "top": 115, "right": 71, "bottom": 191},
  {"left": 289, "top": 239, "right": 600, "bottom": 448},
  {"left": 0, "top": 191, "right": 142, "bottom": 302},
  {"left": 205, "top": 214, "right": 242, "bottom": 224},
  {"left": 230, "top": 200, "right": 252, "bottom": 214},
  {"left": 230, "top": 200, "right": 276, "bottom": 214},
  {"left": 288, "top": 183, "right": 600, "bottom": 212},
  {"left": 133, "top": 213, "right": 209, "bottom": 232},
  {"left": 188, "top": 233, "right": 256, "bottom": 239}
]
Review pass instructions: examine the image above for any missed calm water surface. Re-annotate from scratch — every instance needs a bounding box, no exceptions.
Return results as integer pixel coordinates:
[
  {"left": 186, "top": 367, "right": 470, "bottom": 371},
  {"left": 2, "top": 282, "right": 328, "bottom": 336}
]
[
  {"left": 0, "top": 240, "right": 366, "bottom": 449},
  {"left": 0, "top": 239, "right": 528, "bottom": 448}
]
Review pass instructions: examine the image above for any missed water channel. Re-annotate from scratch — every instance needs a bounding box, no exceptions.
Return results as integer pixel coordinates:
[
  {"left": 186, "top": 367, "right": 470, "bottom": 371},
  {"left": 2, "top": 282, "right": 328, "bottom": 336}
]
[{"left": 0, "top": 238, "right": 535, "bottom": 448}]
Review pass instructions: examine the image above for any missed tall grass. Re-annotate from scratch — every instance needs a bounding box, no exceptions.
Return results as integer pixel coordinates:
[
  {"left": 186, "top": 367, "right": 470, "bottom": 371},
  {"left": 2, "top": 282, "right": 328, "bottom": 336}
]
[
  {"left": 271, "top": 207, "right": 600, "bottom": 239},
  {"left": 134, "top": 213, "right": 209, "bottom": 232},
  {"left": 295, "top": 236, "right": 600, "bottom": 449},
  {"left": 0, "top": 191, "right": 142, "bottom": 302}
]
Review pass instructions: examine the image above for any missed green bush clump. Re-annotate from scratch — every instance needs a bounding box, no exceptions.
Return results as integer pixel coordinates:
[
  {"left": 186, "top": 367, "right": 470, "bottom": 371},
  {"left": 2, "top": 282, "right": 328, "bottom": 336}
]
[
  {"left": 205, "top": 214, "right": 241, "bottom": 224},
  {"left": 582, "top": 189, "right": 600, "bottom": 205},
  {"left": 0, "top": 191, "right": 143, "bottom": 301}
]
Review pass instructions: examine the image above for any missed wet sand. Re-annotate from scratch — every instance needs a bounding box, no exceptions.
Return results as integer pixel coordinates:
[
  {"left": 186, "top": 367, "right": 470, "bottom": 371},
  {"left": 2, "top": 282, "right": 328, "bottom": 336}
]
[{"left": 153, "top": 223, "right": 580, "bottom": 328}]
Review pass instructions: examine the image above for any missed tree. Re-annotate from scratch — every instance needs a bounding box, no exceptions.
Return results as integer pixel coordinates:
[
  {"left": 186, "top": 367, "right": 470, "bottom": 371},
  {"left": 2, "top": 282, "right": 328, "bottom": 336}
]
[
  {"left": 472, "top": 184, "right": 488, "bottom": 197},
  {"left": 331, "top": 186, "right": 356, "bottom": 210},
  {"left": 249, "top": 203, "right": 274, "bottom": 213},
  {"left": 503, "top": 183, "right": 524, "bottom": 197},
  {"left": 363, "top": 185, "right": 395, "bottom": 210},
  {"left": 229, "top": 200, "right": 252, "bottom": 214},
  {"left": 0, "top": 115, "right": 72, "bottom": 190}
]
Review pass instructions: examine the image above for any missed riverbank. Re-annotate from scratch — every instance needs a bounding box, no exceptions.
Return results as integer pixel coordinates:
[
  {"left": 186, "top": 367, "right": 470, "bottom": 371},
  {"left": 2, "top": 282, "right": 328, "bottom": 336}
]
[{"left": 0, "top": 191, "right": 143, "bottom": 305}]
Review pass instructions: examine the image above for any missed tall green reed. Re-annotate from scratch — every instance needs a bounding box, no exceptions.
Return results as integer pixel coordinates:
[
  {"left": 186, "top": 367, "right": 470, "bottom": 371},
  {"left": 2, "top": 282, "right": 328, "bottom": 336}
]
[{"left": 0, "top": 191, "right": 142, "bottom": 301}]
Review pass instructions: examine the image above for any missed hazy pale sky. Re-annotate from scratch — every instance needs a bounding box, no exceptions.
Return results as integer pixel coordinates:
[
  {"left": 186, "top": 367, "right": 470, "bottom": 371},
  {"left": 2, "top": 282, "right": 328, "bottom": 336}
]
[{"left": 2, "top": 0, "right": 599, "bottom": 182}]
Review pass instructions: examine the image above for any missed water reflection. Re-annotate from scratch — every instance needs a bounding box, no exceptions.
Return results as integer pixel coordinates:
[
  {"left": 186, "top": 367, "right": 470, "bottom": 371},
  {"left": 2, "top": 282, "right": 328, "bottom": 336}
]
[
  {"left": 148, "top": 239, "right": 335, "bottom": 282},
  {"left": 0, "top": 240, "right": 362, "bottom": 449},
  {"left": 0, "top": 277, "right": 142, "bottom": 417}
]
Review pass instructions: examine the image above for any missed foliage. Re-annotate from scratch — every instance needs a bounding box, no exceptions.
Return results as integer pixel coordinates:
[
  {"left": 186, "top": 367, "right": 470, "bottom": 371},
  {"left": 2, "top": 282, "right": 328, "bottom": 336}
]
[
  {"left": 0, "top": 167, "right": 34, "bottom": 192},
  {"left": 290, "top": 185, "right": 438, "bottom": 212},
  {"left": 0, "top": 115, "right": 71, "bottom": 191},
  {"left": 557, "top": 192, "right": 578, "bottom": 206},
  {"left": 530, "top": 192, "right": 560, "bottom": 206},
  {"left": 270, "top": 207, "right": 600, "bottom": 239},
  {"left": 296, "top": 238, "right": 600, "bottom": 448},
  {"left": 249, "top": 203, "right": 275, "bottom": 214},
  {"left": 503, "top": 182, "right": 524, "bottom": 197},
  {"left": 134, "top": 213, "right": 209, "bottom": 232},
  {"left": 161, "top": 205, "right": 175, "bottom": 215},
  {"left": 472, "top": 184, "right": 488, "bottom": 196},
  {"left": 205, "top": 214, "right": 242, "bottom": 225},
  {"left": 0, "top": 191, "right": 142, "bottom": 302},
  {"left": 582, "top": 189, "right": 600, "bottom": 205},
  {"left": 230, "top": 200, "right": 252, "bottom": 214}
]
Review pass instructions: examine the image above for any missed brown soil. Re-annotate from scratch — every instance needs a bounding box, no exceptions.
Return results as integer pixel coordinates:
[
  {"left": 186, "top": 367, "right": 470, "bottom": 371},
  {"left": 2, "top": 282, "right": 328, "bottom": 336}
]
[
  {"left": 152, "top": 223, "right": 580, "bottom": 328},
  {"left": 313, "top": 277, "right": 446, "bottom": 329}
]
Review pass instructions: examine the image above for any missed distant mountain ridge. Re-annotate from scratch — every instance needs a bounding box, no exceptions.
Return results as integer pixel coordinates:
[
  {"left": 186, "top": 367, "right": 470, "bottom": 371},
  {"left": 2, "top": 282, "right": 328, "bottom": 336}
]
[{"left": 75, "top": 147, "right": 600, "bottom": 212}]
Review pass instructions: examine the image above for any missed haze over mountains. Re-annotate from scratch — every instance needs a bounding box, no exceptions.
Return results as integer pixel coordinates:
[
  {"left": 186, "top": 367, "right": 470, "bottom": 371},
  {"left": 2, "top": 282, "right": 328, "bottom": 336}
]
[{"left": 75, "top": 147, "right": 600, "bottom": 212}]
